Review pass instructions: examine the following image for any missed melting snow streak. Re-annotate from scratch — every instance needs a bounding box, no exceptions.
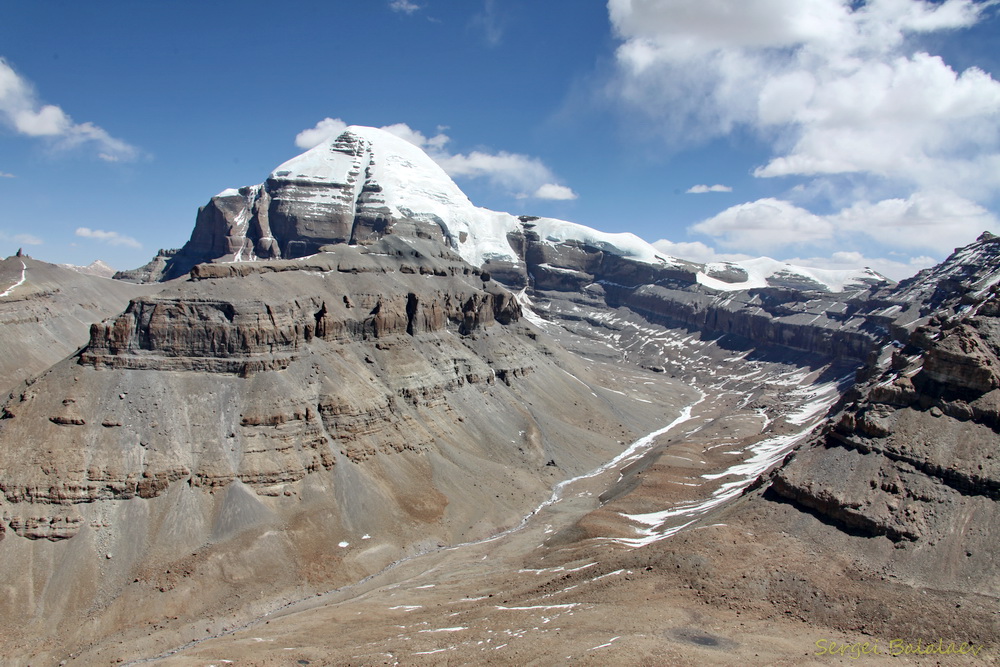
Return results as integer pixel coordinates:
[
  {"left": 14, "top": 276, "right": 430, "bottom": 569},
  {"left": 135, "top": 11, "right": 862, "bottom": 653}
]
[
  {"left": 611, "top": 378, "right": 846, "bottom": 547},
  {"left": 0, "top": 261, "right": 26, "bottom": 298}
]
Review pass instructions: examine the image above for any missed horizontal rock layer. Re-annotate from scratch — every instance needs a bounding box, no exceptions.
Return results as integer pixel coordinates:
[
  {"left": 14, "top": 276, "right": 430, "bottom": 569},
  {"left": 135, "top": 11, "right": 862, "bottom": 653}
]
[
  {"left": 82, "top": 242, "right": 519, "bottom": 373},
  {"left": 496, "top": 227, "right": 887, "bottom": 362}
]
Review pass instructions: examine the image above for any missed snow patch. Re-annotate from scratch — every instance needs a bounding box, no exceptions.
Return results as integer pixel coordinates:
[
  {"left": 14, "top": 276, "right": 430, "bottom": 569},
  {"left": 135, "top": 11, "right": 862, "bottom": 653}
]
[
  {"left": 0, "top": 261, "right": 27, "bottom": 298},
  {"left": 698, "top": 257, "right": 884, "bottom": 293}
]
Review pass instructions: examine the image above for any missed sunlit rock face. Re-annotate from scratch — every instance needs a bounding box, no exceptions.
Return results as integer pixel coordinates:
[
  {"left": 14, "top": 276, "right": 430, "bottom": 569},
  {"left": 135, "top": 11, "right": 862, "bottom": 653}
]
[{"left": 0, "top": 226, "right": 668, "bottom": 656}]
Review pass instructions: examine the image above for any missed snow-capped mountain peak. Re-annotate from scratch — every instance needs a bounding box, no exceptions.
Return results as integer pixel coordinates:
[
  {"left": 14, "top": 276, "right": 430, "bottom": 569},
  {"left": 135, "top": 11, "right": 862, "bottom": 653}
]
[
  {"left": 153, "top": 125, "right": 881, "bottom": 293},
  {"left": 188, "top": 126, "right": 682, "bottom": 273}
]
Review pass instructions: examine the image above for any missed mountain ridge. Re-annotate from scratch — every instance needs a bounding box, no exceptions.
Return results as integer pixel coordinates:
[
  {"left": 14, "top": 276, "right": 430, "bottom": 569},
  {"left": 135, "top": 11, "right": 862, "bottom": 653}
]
[{"left": 119, "top": 126, "right": 889, "bottom": 296}]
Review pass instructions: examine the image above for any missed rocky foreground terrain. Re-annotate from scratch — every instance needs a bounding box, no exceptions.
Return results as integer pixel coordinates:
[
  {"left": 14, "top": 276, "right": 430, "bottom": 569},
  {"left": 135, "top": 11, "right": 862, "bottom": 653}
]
[{"left": 0, "top": 127, "right": 997, "bottom": 665}]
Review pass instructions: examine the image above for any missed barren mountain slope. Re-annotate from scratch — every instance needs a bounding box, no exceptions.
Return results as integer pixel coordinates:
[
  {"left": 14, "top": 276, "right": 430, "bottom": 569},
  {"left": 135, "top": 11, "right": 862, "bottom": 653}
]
[
  {"left": 101, "top": 238, "right": 1000, "bottom": 666},
  {"left": 0, "top": 255, "right": 161, "bottom": 396},
  {"left": 0, "top": 238, "right": 700, "bottom": 664},
  {"left": 546, "top": 232, "right": 1000, "bottom": 656}
]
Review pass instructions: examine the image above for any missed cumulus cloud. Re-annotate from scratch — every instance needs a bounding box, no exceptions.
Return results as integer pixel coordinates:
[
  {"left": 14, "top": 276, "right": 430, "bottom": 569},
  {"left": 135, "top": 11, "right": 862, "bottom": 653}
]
[
  {"left": 294, "top": 117, "right": 349, "bottom": 150},
  {"left": 295, "top": 117, "right": 451, "bottom": 153},
  {"left": 0, "top": 58, "right": 140, "bottom": 161},
  {"left": 378, "top": 122, "right": 450, "bottom": 151},
  {"left": 652, "top": 237, "right": 935, "bottom": 281},
  {"left": 388, "top": 0, "right": 422, "bottom": 14},
  {"left": 294, "top": 118, "right": 573, "bottom": 200},
  {"left": 609, "top": 0, "right": 1000, "bottom": 271},
  {"left": 651, "top": 238, "right": 751, "bottom": 265},
  {"left": 686, "top": 184, "right": 732, "bottom": 194},
  {"left": 753, "top": 53, "right": 1000, "bottom": 192},
  {"left": 831, "top": 190, "right": 998, "bottom": 248},
  {"left": 691, "top": 198, "right": 834, "bottom": 252},
  {"left": 779, "top": 251, "right": 938, "bottom": 281},
  {"left": 691, "top": 190, "right": 998, "bottom": 255},
  {"left": 75, "top": 227, "right": 142, "bottom": 249},
  {"left": 434, "top": 150, "right": 557, "bottom": 194},
  {"left": 607, "top": 0, "right": 1000, "bottom": 197},
  {"left": 533, "top": 183, "right": 578, "bottom": 200}
]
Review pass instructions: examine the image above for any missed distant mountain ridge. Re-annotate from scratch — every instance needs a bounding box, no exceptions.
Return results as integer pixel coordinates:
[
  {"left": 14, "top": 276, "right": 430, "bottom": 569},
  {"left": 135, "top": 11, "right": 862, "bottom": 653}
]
[{"left": 60, "top": 259, "right": 116, "bottom": 278}]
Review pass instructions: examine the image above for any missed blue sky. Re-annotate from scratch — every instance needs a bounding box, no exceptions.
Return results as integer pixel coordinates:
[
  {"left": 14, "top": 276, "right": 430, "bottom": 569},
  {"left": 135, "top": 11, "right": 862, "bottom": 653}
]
[{"left": 1, "top": 0, "right": 999, "bottom": 279}]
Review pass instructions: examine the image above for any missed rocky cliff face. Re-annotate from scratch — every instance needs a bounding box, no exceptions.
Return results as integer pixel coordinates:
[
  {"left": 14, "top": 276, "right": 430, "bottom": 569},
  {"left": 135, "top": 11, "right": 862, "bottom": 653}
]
[
  {"left": 84, "top": 239, "right": 518, "bottom": 374},
  {"left": 0, "top": 239, "right": 532, "bottom": 535},
  {"left": 766, "top": 232, "right": 1000, "bottom": 590},
  {"left": 122, "top": 126, "right": 894, "bottom": 373},
  {"left": 137, "top": 127, "right": 516, "bottom": 281},
  {"left": 495, "top": 223, "right": 890, "bottom": 364}
]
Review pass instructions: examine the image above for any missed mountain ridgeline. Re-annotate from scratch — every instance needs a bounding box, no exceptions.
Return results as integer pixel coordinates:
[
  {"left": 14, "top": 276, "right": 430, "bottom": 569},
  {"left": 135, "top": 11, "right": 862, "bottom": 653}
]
[{"left": 122, "top": 126, "right": 892, "bottom": 363}]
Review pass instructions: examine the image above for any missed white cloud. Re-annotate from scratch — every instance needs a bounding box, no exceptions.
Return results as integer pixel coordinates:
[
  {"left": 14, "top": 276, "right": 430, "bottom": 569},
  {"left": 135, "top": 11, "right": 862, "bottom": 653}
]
[
  {"left": 435, "top": 150, "right": 556, "bottom": 193},
  {"left": 533, "top": 183, "right": 578, "bottom": 200},
  {"left": 686, "top": 184, "right": 732, "bottom": 194},
  {"left": 691, "top": 198, "right": 834, "bottom": 252},
  {"left": 294, "top": 118, "right": 451, "bottom": 153},
  {"left": 75, "top": 227, "right": 141, "bottom": 249},
  {"left": 294, "top": 117, "right": 349, "bottom": 150},
  {"left": 779, "top": 251, "right": 937, "bottom": 281},
  {"left": 378, "top": 122, "right": 450, "bottom": 151},
  {"left": 607, "top": 0, "right": 1000, "bottom": 198},
  {"left": 691, "top": 190, "right": 997, "bottom": 256},
  {"left": 294, "top": 119, "right": 572, "bottom": 200},
  {"left": 753, "top": 53, "right": 1000, "bottom": 192},
  {"left": 652, "top": 239, "right": 751, "bottom": 264},
  {"left": 652, "top": 238, "right": 936, "bottom": 281},
  {"left": 0, "top": 58, "right": 140, "bottom": 161},
  {"left": 0, "top": 171, "right": 13, "bottom": 178},
  {"left": 609, "top": 0, "right": 1000, "bottom": 274},
  {"left": 0, "top": 230, "right": 42, "bottom": 246},
  {"left": 830, "top": 190, "right": 998, "bottom": 249},
  {"left": 389, "top": 0, "right": 422, "bottom": 14}
]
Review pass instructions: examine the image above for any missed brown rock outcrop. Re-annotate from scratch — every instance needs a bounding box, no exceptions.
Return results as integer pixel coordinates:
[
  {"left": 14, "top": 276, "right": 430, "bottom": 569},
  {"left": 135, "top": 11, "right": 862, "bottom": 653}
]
[
  {"left": 0, "top": 237, "right": 618, "bottom": 557},
  {"left": 766, "top": 234, "right": 1000, "bottom": 583},
  {"left": 919, "top": 322, "right": 1000, "bottom": 393},
  {"left": 81, "top": 240, "right": 520, "bottom": 374}
]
